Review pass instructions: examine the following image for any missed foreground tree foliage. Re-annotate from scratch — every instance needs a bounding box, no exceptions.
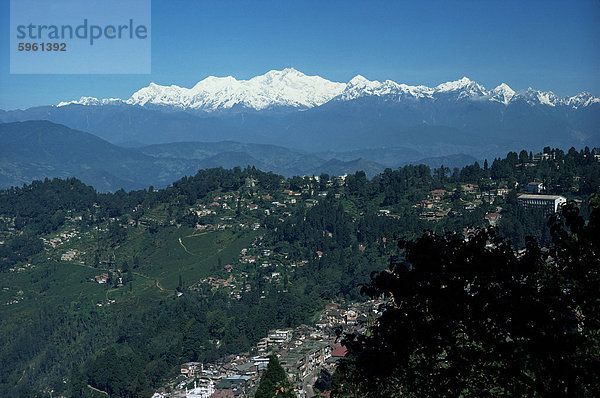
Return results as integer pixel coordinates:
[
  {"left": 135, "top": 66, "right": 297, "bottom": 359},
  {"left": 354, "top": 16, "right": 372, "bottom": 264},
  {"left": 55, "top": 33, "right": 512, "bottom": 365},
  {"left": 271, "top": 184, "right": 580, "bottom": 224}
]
[
  {"left": 334, "top": 199, "right": 599, "bottom": 397},
  {"left": 254, "top": 354, "right": 295, "bottom": 398}
]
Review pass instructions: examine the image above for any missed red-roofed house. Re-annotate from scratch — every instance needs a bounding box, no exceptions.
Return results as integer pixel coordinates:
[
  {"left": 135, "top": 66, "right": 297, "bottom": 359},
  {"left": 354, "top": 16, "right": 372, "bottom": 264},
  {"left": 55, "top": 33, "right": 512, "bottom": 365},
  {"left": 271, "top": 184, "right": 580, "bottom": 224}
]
[
  {"left": 484, "top": 213, "right": 502, "bottom": 227},
  {"left": 430, "top": 189, "right": 447, "bottom": 200},
  {"left": 331, "top": 344, "right": 347, "bottom": 358}
]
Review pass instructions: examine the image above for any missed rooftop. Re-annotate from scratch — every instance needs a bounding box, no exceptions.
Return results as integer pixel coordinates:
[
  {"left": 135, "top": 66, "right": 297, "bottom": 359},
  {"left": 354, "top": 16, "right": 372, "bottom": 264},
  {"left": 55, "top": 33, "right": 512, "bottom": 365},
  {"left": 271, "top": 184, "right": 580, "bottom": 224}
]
[{"left": 517, "top": 194, "right": 566, "bottom": 200}]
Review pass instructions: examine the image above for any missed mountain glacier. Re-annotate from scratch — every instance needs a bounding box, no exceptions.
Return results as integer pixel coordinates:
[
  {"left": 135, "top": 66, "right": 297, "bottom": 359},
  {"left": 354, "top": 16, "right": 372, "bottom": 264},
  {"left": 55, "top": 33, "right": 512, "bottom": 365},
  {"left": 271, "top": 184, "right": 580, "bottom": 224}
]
[{"left": 57, "top": 68, "right": 600, "bottom": 113}]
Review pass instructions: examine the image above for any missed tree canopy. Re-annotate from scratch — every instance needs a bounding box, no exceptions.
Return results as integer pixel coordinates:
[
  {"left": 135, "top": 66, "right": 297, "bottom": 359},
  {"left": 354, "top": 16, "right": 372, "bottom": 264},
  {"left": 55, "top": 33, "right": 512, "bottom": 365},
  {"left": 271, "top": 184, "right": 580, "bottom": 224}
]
[
  {"left": 334, "top": 199, "right": 599, "bottom": 397},
  {"left": 254, "top": 354, "right": 294, "bottom": 398}
]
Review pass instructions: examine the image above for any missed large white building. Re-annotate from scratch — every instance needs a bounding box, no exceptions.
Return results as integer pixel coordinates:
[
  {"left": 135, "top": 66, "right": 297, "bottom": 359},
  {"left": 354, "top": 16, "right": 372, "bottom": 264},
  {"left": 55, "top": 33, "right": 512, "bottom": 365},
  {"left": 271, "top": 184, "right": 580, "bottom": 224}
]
[
  {"left": 268, "top": 329, "right": 293, "bottom": 344},
  {"left": 517, "top": 194, "right": 567, "bottom": 213},
  {"left": 185, "top": 378, "right": 215, "bottom": 398}
]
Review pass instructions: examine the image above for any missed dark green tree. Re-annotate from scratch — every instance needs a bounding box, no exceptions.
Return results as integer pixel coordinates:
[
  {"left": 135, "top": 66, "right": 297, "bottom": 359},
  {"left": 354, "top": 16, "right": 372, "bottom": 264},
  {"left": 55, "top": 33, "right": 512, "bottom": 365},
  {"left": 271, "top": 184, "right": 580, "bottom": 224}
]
[
  {"left": 69, "top": 365, "right": 87, "bottom": 398},
  {"left": 314, "top": 368, "right": 333, "bottom": 393},
  {"left": 255, "top": 355, "right": 294, "bottom": 398},
  {"left": 333, "top": 200, "right": 599, "bottom": 397},
  {"left": 177, "top": 274, "right": 184, "bottom": 292}
]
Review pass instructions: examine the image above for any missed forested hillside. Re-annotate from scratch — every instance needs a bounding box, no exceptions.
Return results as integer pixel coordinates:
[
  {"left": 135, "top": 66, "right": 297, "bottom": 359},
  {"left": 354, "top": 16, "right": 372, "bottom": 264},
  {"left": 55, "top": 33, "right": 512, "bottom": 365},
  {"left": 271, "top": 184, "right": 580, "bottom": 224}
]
[{"left": 0, "top": 147, "right": 598, "bottom": 397}]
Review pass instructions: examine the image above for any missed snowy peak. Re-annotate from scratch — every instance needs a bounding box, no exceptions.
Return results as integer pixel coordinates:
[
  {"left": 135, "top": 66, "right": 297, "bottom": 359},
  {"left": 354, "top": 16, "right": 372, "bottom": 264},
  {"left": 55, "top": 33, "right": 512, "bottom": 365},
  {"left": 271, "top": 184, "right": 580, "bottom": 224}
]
[
  {"left": 347, "top": 75, "right": 372, "bottom": 86},
  {"left": 260, "top": 67, "right": 305, "bottom": 81},
  {"left": 57, "top": 96, "right": 102, "bottom": 107},
  {"left": 338, "top": 75, "right": 434, "bottom": 101},
  {"left": 518, "top": 88, "right": 561, "bottom": 107},
  {"left": 339, "top": 76, "right": 383, "bottom": 100},
  {"left": 565, "top": 92, "right": 600, "bottom": 109},
  {"left": 244, "top": 68, "right": 346, "bottom": 109},
  {"left": 435, "top": 76, "right": 475, "bottom": 92},
  {"left": 127, "top": 68, "right": 345, "bottom": 111},
  {"left": 435, "top": 77, "right": 489, "bottom": 99},
  {"left": 129, "top": 83, "right": 188, "bottom": 107},
  {"left": 56, "top": 69, "right": 599, "bottom": 111},
  {"left": 490, "top": 83, "right": 516, "bottom": 105},
  {"left": 57, "top": 97, "right": 123, "bottom": 107},
  {"left": 339, "top": 75, "right": 493, "bottom": 102},
  {"left": 340, "top": 75, "right": 598, "bottom": 108}
]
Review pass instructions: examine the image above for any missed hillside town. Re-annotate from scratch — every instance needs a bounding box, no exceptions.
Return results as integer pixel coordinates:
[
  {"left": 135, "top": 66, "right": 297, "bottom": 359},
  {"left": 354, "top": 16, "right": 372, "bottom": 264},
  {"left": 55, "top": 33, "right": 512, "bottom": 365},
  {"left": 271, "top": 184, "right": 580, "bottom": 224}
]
[
  {"left": 152, "top": 300, "right": 379, "bottom": 398},
  {"left": 0, "top": 147, "right": 597, "bottom": 398}
]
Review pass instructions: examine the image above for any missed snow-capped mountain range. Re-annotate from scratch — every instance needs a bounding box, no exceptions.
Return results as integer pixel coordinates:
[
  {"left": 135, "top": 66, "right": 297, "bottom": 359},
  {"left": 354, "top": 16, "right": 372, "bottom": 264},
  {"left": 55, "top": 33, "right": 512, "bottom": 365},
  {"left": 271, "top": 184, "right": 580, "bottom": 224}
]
[{"left": 57, "top": 67, "right": 599, "bottom": 112}]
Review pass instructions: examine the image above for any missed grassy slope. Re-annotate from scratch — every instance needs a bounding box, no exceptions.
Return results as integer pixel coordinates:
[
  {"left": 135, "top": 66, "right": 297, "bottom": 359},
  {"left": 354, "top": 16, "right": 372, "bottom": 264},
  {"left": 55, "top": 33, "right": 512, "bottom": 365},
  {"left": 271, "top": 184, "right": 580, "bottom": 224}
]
[{"left": 0, "top": 222, "right": 259, "bottom": 395}]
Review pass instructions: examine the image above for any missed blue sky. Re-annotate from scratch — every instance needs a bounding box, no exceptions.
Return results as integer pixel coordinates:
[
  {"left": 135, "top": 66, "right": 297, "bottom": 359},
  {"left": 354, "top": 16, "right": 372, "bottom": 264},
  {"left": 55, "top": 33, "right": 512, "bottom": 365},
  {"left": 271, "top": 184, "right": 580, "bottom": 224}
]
[{"left": 1, "top": 0, "right": 599, "bottom": 110}]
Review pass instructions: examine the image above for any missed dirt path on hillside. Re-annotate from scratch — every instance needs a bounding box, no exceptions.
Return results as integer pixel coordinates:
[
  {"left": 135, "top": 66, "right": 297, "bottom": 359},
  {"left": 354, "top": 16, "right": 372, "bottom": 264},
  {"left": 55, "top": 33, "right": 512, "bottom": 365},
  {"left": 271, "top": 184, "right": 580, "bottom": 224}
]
[
  {"left": 87, "top": 384, "right": 109, "bottom": 396},
  {"left": 186, "top": 231, "right": 209, "bottom": 237},
  {"left": 178, "top": 237, "right": 195, "bottom": 255},
  {"left": 132, "top": 271, "right": 167, "bottom": 292}
]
